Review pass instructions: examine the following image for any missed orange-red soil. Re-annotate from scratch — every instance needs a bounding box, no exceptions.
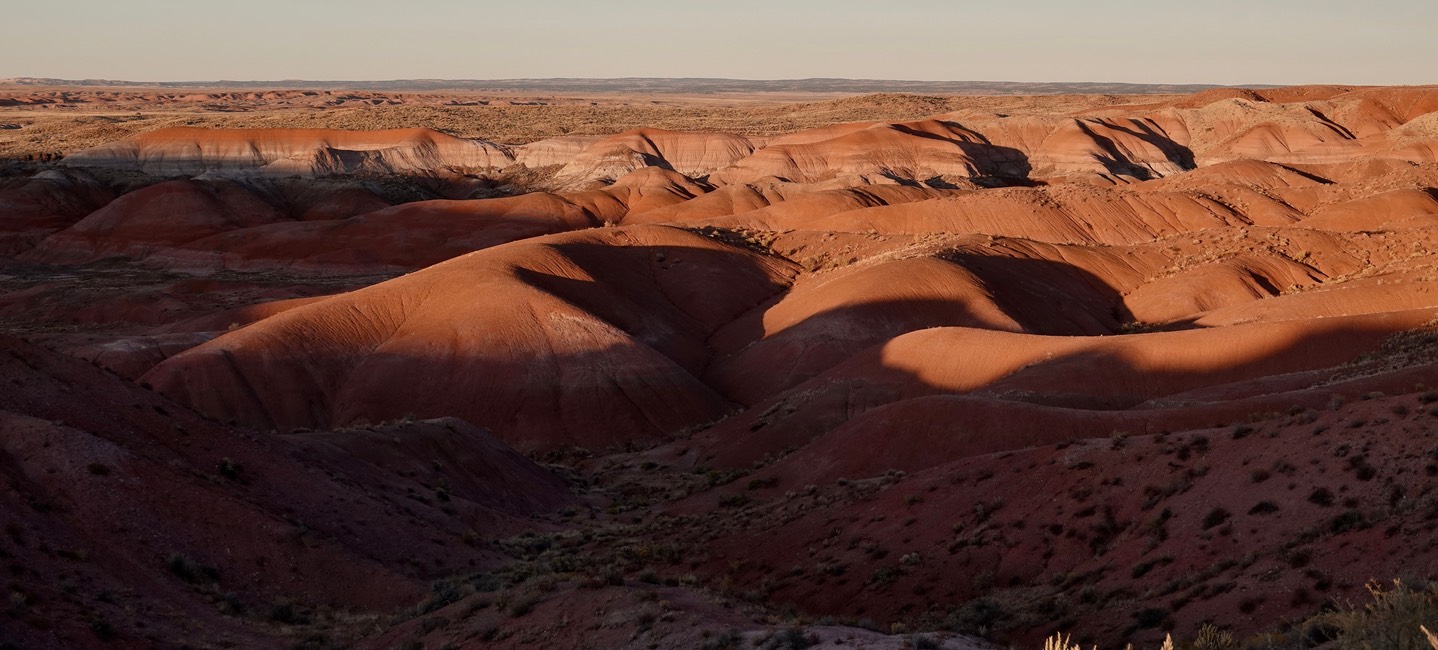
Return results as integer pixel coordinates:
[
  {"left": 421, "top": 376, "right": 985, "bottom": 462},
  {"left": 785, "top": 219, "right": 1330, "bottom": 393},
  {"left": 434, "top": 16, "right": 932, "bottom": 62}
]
[{"left": 3, "top": 85, "right": 1438, "bottom": 648}]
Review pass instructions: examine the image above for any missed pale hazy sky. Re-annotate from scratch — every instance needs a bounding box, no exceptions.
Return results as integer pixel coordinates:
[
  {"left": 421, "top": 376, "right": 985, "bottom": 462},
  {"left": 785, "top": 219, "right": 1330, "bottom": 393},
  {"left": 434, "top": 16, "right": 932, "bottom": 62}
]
[{"left": 4, "top": 0, "right": 1434, "bottom": 85}]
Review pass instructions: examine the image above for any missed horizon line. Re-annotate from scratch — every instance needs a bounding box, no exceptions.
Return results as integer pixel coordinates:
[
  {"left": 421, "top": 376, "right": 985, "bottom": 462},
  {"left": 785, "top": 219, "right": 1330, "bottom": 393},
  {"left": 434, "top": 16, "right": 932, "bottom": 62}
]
[{"left": 1, "top": 76, "right": 1293, "bottom": 88}]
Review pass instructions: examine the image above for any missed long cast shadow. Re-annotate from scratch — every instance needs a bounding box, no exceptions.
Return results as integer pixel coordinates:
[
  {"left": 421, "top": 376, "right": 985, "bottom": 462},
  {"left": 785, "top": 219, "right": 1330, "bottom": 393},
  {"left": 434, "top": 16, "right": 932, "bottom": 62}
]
[{"left": 695, "top": 308, "right": 1437, "bottom": 474}]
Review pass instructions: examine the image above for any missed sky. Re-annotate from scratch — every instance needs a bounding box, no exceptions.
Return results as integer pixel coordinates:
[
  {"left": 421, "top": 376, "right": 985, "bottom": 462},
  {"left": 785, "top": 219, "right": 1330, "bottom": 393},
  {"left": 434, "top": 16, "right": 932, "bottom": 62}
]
[{"left": 4, "top": 0, "right": 1435, "bottom": 85}]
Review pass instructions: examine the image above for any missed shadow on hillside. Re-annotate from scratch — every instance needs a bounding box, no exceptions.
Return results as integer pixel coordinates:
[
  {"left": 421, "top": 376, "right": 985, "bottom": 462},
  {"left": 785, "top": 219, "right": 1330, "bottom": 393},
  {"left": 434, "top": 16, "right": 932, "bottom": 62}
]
[
  {"left": 1075, "top": 119, "right": 1196, "bottom": 179},
  {"left": 134, "top": 223, "right": 1435, "bottom": 475},
  {"left": 155, "top": 243, "right": 1146, "bottom": 446},
  {"left": 695, "top": 305, "right": 1431, "bottom": 470},
  {"left": 691, "top": 253, "right": 1140, "bottom": 406},
  {"left": 890, "top": 122, "right": 1035, "bottom": 182},
  {"left": 510, "top": 239, "right": 796, "bottom": 375},
  {"left": 4, "top": 171, "right": 613, "bottom": 270},
  {"left": 144, "top": 240, "right": 793, "bottom": 451}
]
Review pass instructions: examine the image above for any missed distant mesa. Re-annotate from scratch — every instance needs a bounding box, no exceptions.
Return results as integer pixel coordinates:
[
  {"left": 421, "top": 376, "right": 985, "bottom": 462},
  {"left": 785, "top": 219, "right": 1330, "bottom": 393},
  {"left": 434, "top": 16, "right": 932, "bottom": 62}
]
[
  {"left": 54, "top": 86, "right": 1438, "bottom": 188},
  {"left": 62, "top": 126, "right": 512, "bottom": 177},
  {"left": 1, "top": 76, "right": 1240, "bottom": 94}
]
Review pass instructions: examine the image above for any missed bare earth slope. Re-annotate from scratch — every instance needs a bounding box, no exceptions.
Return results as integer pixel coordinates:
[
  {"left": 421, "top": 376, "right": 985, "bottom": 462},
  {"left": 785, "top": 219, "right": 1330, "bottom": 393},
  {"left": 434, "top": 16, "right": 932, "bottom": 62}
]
[
  {"left": 0, "top": 333, "right": 570, "bottom": 648},
  {"left": 4, "top": 84, "right": 1438, "bottom": 648},
  {"left": 141, "top": 225, "right": 798, "bottom": 451}
]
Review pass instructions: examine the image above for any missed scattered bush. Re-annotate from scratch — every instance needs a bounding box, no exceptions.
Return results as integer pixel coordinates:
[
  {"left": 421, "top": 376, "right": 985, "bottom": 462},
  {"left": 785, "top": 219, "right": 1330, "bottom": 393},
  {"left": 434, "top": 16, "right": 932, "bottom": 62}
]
[
  {"left": 1193, "top": 623, "right": 1234, "bottom": 650},
  {"left": 869, "top": 565, "right": 901, "bottom": 588},
  {"left": 718, "top": 493, "right": 750, "bottom": 509},
  {"left": 1330, "top": 510, "right": 1371, "bottom": 534},
  {"left": 90, "top": 618, "right": 118, "bottom": 641},
  {"left": 1132, "top": 557, "right": 1173, "bottom": 579},
  {"left": 703, "top": 629, "right": 744, "bottom": 650},
  {"left": 1282, "top": 548, "right": 1312, "bottom": 569},
  {"left": 1304, "top": 580, "right": 1438, "bottom": 650},
  {"left": 269, "top": 598, "right": 311, "bottom": 624},
  {"left": 747, "top": 477, "right": 778, "bottom": 491},
  {"left": 503, "top": 591, "right": 541, "bottom": 617},
  {"left": 1044, "top": 633, "right": 1080, "bottom": 650},
  {"left": 1248, "top": 501, "right": 1280, "bottom": 515},
  {"left": 945, "top": 596, "right": 1010, "bottom": 636},
  {"left": 1133, "top": 607, "right": 1170, "bottom": 629},
  {"left": 759, "top": 628, "right": 817, "bottom": 649},
  {"left": 1201, "top": 507, "right": 1232, "bottom": 530},
  {"left": 166, "top": 554, "right": 219, "bottom": 584},
  {"left": 217, "top": 457, "right": 243, "bottom": 480},
  {"left": 910, "top": 634, "right": 941, "bottom": 650}
]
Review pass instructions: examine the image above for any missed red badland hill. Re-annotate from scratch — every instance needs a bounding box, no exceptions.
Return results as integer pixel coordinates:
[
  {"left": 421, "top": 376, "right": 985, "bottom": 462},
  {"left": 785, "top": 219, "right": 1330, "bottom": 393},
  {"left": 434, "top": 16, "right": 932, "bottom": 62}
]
[{"left": 3, "top": 85, "right": 1438, "bottom": 648}]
